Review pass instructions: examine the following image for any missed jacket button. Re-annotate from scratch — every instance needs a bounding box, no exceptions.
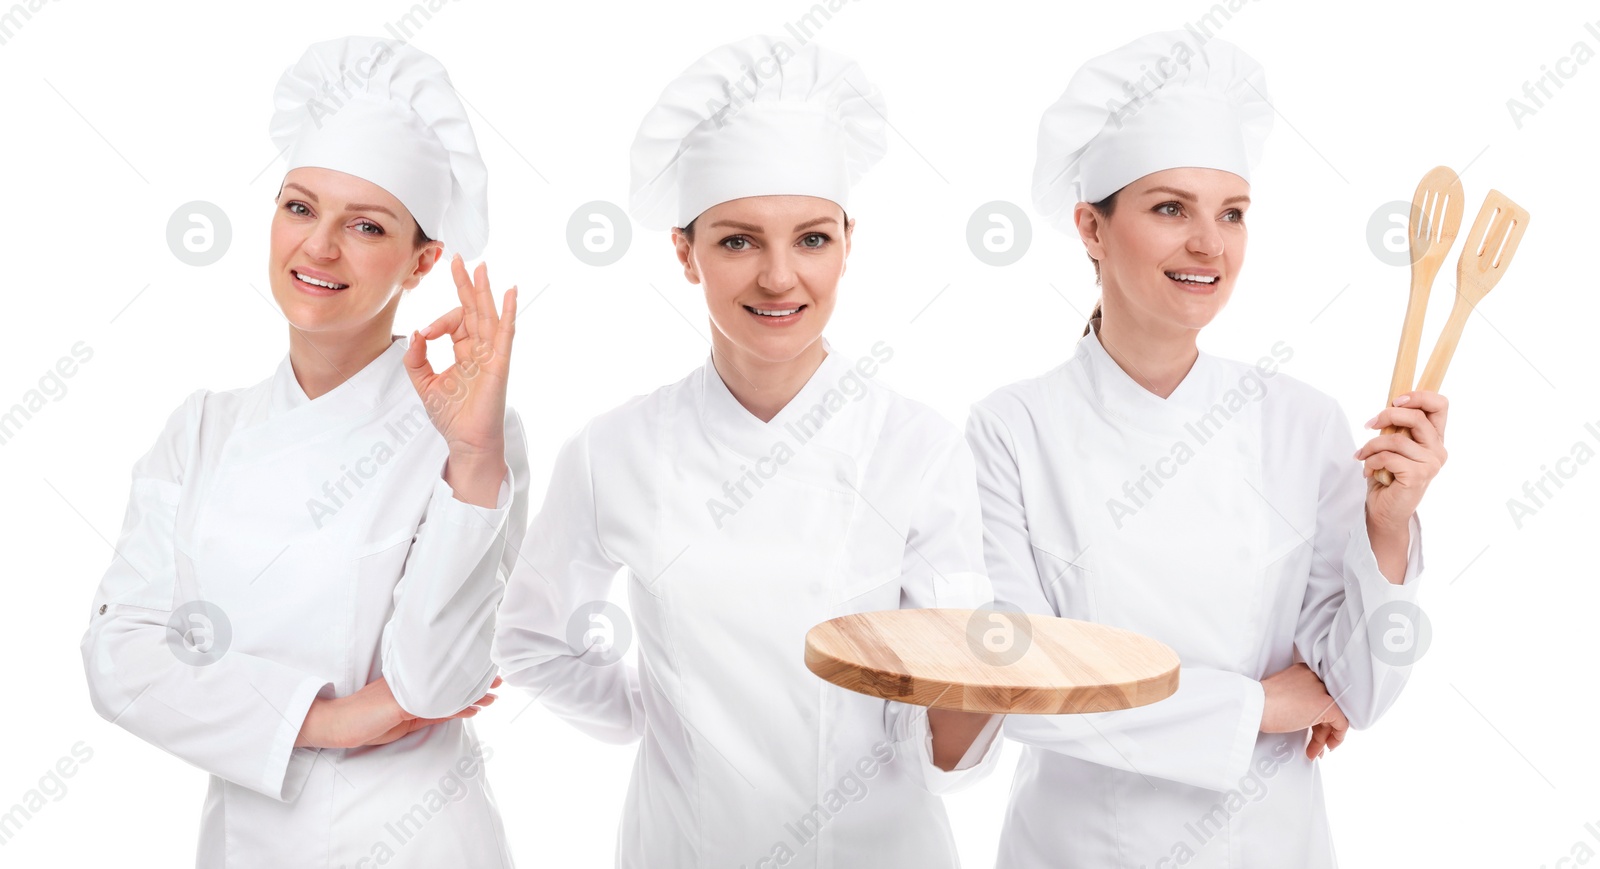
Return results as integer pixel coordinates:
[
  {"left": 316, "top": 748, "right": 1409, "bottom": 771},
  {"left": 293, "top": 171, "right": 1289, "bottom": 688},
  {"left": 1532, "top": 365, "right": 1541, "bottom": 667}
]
[{"left": 98, "top": 604, "right": 107, "bottom": 615}]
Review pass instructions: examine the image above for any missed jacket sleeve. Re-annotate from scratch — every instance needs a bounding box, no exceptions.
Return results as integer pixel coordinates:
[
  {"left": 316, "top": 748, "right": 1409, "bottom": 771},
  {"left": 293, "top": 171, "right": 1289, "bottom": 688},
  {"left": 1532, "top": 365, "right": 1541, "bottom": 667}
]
[
  {"left": 79, "top": 390, "right": 331, "bottom": 802},
  {"left": 380, "top": 407, "right": 533, "bottom": 719},
  {"left": 491, "top": 423, "right": 644, "bottom": 744},
  {"left": 881, "top": 423, "right": 1005, "bottom": 795},
  {"left": 1293, "top": 403, "right": 1425, "bottom": 730},
  {"left": 964, "top": 402, "right": 1265, "bottom": 792}
]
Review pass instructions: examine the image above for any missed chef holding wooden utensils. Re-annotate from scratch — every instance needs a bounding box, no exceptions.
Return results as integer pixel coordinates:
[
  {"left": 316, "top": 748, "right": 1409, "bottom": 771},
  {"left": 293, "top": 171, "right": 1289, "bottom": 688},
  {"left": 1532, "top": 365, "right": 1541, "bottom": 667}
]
[
  {"left": 492, "top": 36, "right": 1002, "bottom": 869},
  {"left": 1374, "top": 169, "right": 1530, "bottom": 486},
  {"left": 964, "top": 30, "right": 1449, "bottom": 868}
]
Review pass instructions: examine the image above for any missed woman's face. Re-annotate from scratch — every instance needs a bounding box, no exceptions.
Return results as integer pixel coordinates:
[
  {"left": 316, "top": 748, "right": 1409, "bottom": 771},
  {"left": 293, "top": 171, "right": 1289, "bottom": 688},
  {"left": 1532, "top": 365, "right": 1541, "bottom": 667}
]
[
  {"left": 673, "top": 195, "right": 852, "bottom": 366},
  {"left": 1075, "top": 167, "right": 1250, "bottom": 334},
  {"left": 268, "top": 167, "right": 441, "bottom": 336}
]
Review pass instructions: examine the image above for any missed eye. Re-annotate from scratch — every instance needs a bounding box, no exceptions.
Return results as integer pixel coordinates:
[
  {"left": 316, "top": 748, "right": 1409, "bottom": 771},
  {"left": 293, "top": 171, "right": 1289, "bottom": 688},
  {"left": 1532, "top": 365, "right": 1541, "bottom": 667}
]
[
  {"left": 798, "top": 232, "right": 831, "bottom": 248},
  {"left": 284, "top": 200, "right": 311, "bottom": 217},
  {"left": 1222, "top": 208, "right": 1245, "bottom": 223},
  {"left": 1154, "top": 202, "right": 1183, "bottom": 217},
  {"left": 719, "top": 235, "right": 753, "bottom": 251},
  {"left": 353, "top": 219, "right": 385, "bottom": 236}
]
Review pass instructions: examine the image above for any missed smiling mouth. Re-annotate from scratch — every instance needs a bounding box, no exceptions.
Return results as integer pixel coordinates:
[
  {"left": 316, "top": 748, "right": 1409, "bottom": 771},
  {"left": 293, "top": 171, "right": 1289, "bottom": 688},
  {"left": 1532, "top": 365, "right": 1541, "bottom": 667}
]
[
  {"left": 745, "top": 304, "right": 805, "bottom": 317},
  {"left": 294, "top": 270, "right": 349, "bottom": 290},
  {"left": 1164, "top": 271, "right": 1219, "bottom": 287}
]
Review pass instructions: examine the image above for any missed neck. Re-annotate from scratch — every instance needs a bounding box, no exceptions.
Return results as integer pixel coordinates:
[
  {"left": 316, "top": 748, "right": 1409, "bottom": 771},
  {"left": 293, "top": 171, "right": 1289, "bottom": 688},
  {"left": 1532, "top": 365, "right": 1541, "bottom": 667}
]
[
  {"left": 1093, "top": 293, "right": 1200, "bottom": 400},
  {"left": 709, "top": 331, "right": 828, "bottom": 423},
  {"left": 287, "top": 319, "right": 397, "bottom": 400}
]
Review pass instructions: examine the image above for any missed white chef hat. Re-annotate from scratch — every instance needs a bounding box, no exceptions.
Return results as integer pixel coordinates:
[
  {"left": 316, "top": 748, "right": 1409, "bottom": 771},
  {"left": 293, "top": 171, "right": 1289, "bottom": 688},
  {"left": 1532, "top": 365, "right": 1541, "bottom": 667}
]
[
  {"left": 1033, "top": 31, "right": 1273, "bottom": 232},
  {"left": 270, "top": 36, "right": 489, "bottom": 259},
  {"left": 629, "top": 35, "right": 888, "bottom": 231}
]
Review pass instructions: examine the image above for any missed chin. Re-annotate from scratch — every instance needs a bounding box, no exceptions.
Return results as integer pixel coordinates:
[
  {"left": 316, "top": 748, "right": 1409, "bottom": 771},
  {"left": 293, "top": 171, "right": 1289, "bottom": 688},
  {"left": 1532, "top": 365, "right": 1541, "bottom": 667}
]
[
  {"left": 1163, "top": 292, "right": 1230, "bottom": 332},
  {"left": 1157, "top": 310, "right": 1220, "bottom": 334},
  {"left": 274, "top": 295, "right": 346, "bottom": 334},
  {"left": 735, "top": 330, "right": 822, "bottom": 364}
]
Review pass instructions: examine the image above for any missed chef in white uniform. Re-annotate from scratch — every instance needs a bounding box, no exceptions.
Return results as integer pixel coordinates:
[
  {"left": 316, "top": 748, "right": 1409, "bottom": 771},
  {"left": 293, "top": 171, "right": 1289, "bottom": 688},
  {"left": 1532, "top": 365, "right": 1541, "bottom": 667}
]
[
  {"left": 80, "top": 37, "right": 527, "bottom": 869},
  {"left": 492, "top": 35, "right": 1002, "bottom": 868},
  {"left": 966, "top": 31, "right": 1448, "bottom": 868}
]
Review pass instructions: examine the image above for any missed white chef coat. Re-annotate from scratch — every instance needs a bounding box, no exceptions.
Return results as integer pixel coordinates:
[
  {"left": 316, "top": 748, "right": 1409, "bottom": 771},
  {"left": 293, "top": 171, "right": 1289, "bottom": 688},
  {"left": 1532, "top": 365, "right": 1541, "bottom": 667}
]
[
  {"left": 965, "top": 326, "right": 1424, "bottom": 869},
  {"left": 81, "top": 335, "right": 530, "bottom": 869},
  {"left": 493, "top": 341, "right": 1003, "bottom": 869}
]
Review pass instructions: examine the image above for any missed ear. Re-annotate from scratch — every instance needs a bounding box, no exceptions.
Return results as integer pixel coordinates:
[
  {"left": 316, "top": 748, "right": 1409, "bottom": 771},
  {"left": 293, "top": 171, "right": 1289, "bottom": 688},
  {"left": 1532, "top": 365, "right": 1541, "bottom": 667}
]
[
  {"left": 1073, "top": 201, "right": 1106, "bottom": 265},
  {"left": 840, "top": 215, "right": 855, "bottom": 276},
  {"left": 672, "top": 228, "right": 701, "bottom": 285},
  {"left": 401, "top": 241, "right": 445, "bottom": 292}
]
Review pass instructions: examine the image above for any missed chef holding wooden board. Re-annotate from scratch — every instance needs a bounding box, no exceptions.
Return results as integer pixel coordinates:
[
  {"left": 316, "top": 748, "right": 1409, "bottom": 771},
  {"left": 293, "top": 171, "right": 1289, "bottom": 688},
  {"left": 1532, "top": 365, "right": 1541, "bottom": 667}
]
[{"left": 493, "top": 35, "right": 1006, "bottom": 869}]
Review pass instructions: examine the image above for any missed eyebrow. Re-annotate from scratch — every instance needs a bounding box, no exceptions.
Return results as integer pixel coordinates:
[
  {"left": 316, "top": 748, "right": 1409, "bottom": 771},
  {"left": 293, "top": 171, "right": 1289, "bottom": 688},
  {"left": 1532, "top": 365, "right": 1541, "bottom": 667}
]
[
  {"left": 1142, "top": 185, "right": 1252, "bottom": 206},
  {"left": 281, "top": 183, "right": 400, "bottom": 219},
  {"left": 707, "top": 216, "right": 840, "bottom": 233}
]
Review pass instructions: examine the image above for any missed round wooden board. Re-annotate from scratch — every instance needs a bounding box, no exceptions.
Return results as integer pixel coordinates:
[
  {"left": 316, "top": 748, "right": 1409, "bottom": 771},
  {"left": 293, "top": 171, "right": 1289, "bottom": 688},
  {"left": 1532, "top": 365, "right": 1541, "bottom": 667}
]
[{"left": 805, "top": 608, "right": 1180, "bottom": 714}]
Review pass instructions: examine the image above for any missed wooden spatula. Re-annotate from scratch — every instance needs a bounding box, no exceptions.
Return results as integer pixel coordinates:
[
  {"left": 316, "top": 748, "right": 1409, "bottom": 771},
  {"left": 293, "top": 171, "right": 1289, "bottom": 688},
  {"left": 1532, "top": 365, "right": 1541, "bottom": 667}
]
[
  {"left": 1416, "top": 190, "right": 1530, "bottom": 392},
  {"left": 1374, "top": 167, "right": 1463, "bottom": 487},
  {"left": 805, "top": 608, "right": 1180, "bottom": 714}
]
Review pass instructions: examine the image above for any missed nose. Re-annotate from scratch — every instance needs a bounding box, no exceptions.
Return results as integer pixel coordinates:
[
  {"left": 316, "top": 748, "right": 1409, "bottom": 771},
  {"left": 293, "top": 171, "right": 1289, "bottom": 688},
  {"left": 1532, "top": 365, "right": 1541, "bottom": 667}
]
[
  {"left": 1187, "top": 220, "right": 1224, "bottom": 259},
  {"left": 757, "top": 246, "right": 798, "bottom": 294},
  {"left": 301, "top": 217, "right": 341, "bottom": 262}
]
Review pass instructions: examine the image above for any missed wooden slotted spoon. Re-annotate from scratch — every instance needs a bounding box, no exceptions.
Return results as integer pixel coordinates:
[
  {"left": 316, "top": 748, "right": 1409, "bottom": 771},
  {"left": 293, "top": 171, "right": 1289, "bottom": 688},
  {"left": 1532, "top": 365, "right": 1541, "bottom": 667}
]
[{"left": 1374, "top": 167, "right": 1463, "bottom": 487}]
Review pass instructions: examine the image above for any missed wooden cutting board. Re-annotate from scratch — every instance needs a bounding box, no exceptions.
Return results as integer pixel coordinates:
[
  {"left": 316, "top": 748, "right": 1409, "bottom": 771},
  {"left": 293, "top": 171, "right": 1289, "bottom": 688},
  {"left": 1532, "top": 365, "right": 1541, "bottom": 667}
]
[{"left": 805, "top": 608, "right": 1180, "bottom": 714}]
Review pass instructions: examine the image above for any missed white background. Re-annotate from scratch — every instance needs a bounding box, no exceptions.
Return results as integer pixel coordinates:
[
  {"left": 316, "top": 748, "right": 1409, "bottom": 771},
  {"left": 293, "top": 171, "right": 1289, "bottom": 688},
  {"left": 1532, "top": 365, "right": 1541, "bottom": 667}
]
[{"left": 2, "top": 0, "right": 1595, "bottom": 866}]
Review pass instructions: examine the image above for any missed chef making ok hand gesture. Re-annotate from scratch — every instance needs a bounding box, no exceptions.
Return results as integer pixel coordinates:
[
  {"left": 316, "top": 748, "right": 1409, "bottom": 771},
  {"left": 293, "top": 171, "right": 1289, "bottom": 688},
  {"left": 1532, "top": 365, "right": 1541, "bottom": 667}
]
[
  {"left": 966, "top": 30, "right": 1446, "bottom": 869},
  {"left": 81, "top": 36, "right": 528, "bottom": 869}
]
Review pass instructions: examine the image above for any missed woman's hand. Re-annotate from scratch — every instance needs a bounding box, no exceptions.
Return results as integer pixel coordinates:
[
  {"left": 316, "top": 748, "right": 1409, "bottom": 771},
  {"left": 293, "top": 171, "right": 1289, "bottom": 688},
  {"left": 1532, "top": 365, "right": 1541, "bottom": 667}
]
[
  {"left": 1260, "top": 663, "right": 1348, "bottom": 760},
  {"left": 295, "top": 676, "right": 501, "bottom": 749},
  {"left": 1355, "top": 390, "right": 1447, "bottom": 582},
  {"left": 928, "top": 709, "right": 999, "bottom": 771},
  {"left": 1356, "top": 390, "right": 1448, "bottom": 529},
  {"left": 403, "top": 254, "right": 518, "bottom": 506},
  {"left": 1306, "top": 721, "right": 1346, "bottom": 759}
]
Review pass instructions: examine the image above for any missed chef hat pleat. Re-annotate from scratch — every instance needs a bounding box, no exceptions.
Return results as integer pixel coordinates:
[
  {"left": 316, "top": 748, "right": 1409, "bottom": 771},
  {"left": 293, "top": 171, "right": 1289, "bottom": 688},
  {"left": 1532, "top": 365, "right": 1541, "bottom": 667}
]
[
  {"left": 629, "top": 35, "right": 888, "bottom": 231},
  {"left": 1033, "top": 31, "right": 1273, "bottom": 232},
  {"left": 270, "top": 36, "right": 489, "bottom": 259}
]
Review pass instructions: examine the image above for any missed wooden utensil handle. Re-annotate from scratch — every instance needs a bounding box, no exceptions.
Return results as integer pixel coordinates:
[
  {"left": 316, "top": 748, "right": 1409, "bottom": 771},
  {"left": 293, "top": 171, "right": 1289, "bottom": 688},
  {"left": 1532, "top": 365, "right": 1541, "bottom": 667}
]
[
  {"left": 1376, "top": 268, "right": 1439, "bottom": 489},
  {"left": 1372, "top": 425, "right": 1406, "bottom": 487},
  {"left": 1388, "top": 282, "right": 1432, "bottom": 401},
  {"left": 1417, "top": 302, "right": 1473, "bottom": 393},
  {"left": 1375, "top": 302, "right": 1471, "bottom": 488}
]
